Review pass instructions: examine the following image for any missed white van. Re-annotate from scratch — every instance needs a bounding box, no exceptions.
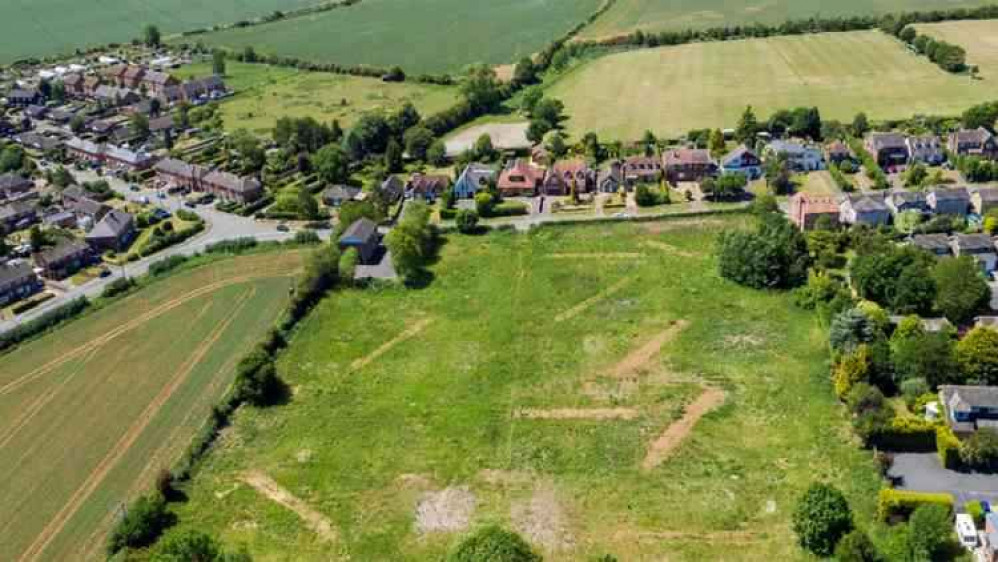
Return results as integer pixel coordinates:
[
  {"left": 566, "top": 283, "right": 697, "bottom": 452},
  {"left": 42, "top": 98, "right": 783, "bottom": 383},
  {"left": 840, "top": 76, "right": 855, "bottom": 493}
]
[{"left": 956, "top": 513, "right": 978, "bottom": 549}]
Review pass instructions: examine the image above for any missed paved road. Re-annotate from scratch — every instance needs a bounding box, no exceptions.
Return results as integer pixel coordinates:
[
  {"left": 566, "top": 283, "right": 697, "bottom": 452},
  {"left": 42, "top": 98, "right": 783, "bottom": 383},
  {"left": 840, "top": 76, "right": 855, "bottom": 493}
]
[
  {"left": 890, "top": 452, "right": 998, "bottom": 508},
  {"left": 0, "top": 167, "right": 327, "bottom": 335}
]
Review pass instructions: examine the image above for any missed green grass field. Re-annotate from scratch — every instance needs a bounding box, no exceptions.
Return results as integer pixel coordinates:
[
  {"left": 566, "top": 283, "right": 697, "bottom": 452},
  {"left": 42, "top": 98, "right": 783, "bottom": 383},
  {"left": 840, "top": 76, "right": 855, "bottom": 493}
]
[
  {"left": 164, "top": 217, "right": 880, "bottom": 561},
  {"left": 915, "top": 19, "right": 998, "bottom": 77},
  {"left": 181, "top": 0, "right": 603, "bottom": 74},
  {"left": 580, "top": 0, "right": 996, "bottom": 39},
  {"left": 547, "top": 30, "right": 993, "bottom": 141},
  {"left": 175, "top": 62, "right": 459, "bottom": 135},
  {"left": 0, "top": 0, "right": 318, "bottom": 64},
  {"left": 0, "top": 252, "right": 303, "bottom": 561}
]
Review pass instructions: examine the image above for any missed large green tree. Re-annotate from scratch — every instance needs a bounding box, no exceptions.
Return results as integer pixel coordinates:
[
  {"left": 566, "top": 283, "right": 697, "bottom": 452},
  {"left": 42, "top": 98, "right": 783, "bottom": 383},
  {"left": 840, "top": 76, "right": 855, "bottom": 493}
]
[
  {"left": 933, "top": 255, "right": 989, "bottom": 325},
  {"left": 313, "top": 143, "right": 349, "bottom": 185},
  {"left": 448, "top": 526, "right": 541, "bottom": 562},
  {"left": 957, "top": 327, "right": 998, "bottom": 385},
  {"left": 792, "top": 483, "right": 853, "bottom": 557},
  {"left": 717, "top": 213, "right": 810, "bottom": 289},
  {"left": 834, "top": 529, "right": 882, "bottom": 562}
]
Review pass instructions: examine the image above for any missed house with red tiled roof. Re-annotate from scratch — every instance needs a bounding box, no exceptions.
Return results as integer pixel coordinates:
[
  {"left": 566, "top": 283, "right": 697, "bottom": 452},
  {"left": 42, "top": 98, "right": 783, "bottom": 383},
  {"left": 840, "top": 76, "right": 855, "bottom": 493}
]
[
  {"left": 789, "top": 193, "right": 840, "bottom": 230},
  {"left": 497, "top": 159, "right": 544, "bottom": 197}
]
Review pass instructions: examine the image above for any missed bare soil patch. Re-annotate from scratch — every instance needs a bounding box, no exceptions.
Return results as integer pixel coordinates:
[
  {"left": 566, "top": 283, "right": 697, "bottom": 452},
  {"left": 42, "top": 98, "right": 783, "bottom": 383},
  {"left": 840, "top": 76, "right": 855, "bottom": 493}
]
[
  {"left": 350, "top": 317, "right": 432, "bottom": 371},
  {"left": 415, "top": 486, "right": 477, "bottom": 533},
  {"left": 555, "top": 277, "right": 633, "bottom": 323},
  {"left": 641, "top": 386, "right": 725, "bottom": 471},
  {"left": 241, "top": 471, "right": 338, "bottom": 543},
  {"left": 512, "top": 484, "right": 575, "bottom": 552},
  {"left": 515, "top": 408, "right": 638, "bottom": 420},
  {"left": 609, "top": 320, "right": 689, "bottom": 379}
]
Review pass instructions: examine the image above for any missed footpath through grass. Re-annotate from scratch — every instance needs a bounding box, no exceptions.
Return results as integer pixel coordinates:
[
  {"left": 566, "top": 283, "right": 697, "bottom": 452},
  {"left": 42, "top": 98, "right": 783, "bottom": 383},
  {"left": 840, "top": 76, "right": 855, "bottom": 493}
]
[
  {"left": 167, "top": 217, "right": 880, "bottom": 561},
  {"left": 0, "top": 252, "right": 303, "bottom": 562}
]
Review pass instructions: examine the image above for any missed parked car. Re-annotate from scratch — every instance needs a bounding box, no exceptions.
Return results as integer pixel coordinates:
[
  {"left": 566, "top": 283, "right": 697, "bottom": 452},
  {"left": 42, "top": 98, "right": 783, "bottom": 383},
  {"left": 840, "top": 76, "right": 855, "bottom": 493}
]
[
  {"left": 276, "top": 223, "right": 290, "bottom": 232},
  {"left": 129, "top": 184, "right": 140, "bottom": 192},
  {"left": 151, "top": 208, "right": 171, "bottom": 221},
  {"left": 98, "top": 267, "right": 111, "bottom": 278}
]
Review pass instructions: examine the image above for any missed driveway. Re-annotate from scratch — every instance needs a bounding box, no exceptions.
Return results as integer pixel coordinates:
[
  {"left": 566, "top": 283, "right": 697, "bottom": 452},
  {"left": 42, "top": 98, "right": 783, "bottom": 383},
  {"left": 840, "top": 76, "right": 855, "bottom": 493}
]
[{"left": 889, "top": 452, "right": 998, "bottom": 507}]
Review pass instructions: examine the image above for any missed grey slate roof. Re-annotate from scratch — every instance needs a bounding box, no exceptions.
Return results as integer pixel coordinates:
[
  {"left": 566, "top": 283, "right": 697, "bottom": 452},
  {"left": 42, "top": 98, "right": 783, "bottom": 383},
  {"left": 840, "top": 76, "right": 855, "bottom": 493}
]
[
  {"left": 953, "top": 233, "right": 995, "bottom": 252},
  {"left": 36, "top": 240, "right": 89, "bottom": 263},
  {"left": 0, "top": 261, "right": 35, "bottom": 285},
  {"left": 940, "top": 385, "right": 998, "bottom": 411},
  {"left": 867, "top": 132, "right": 907, "bottom": 150},
  {"left": 339, "top": 218, "right": 378, "bottom": 245},
  {"left": 0, "top": 174, "right": 33, "bottom": 193},
  {"left": 87, "top": 209, "right": 133, "bottom": 240},
  {"left": 843, "top": 193, "right": 888, "bottom": 213},
  {"left": 931, "top": 187, "right": 970, "bottom": 202},
  {"left": 911, "top": 234, "right": 952, "bottom": 254}
]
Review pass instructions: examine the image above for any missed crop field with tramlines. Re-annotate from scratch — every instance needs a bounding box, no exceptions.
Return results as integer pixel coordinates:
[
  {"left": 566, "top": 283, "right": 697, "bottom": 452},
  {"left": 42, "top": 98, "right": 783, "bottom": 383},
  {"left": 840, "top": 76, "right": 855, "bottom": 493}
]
[{"left": 0, "top": 251, "right": 303, "bottom": 561}]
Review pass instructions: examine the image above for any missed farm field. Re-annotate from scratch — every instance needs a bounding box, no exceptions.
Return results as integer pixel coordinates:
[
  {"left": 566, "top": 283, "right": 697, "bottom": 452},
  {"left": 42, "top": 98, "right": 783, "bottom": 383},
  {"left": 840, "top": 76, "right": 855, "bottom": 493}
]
[
  {"left": 548, "top": 30, "right": 993, "bottom": 141},
  {"left": 0, "top": 251, "right": 304, "bottom": 562},
  {"left": 181, "top": 0, "right": 603, "bottom": 74},
  {"left": 165, "top": 217, "right": 880, "bottom": 561},
  {"left": 0, "top": 0, "right": 318, "bottom": 64},
  {"left": 580, "top": 0, "right": 996, "bottom": 40},
  {"left": 914, "top": 19, "right": 998, "bottom": 76},
  {"left": 175, "top": 62, "right": 459, "bottom": 136}
]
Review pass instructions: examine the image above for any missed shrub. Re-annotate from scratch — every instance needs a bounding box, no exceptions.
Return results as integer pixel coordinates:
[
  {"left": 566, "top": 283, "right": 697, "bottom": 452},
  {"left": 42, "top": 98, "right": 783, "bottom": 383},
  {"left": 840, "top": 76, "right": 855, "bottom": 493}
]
[
  {"left": 909, "top": 504, "right": 957, "bottom": 560},
  {"left": 834, "top": 529, "right": 881, "bottom": 562},
  {"left": 293, "top": 230, "right": 321, "bottom": 245},
  {"left": 829, "top": 308, "right": 874, "bottom": 353},
  {"left": 866, "top": 416, "right": 938, "bottom": 451},
  {"left": 845, "top": 382, "right": 884, "bottom": 415},
  {"left": 106, "top": 494, "right": 174, "bottom": 554},
  {"left": 101, "top": 277, "right": 136, "bottom": 298},
  {"left": 175, "top": 209, "right": 200, "bottom": 222},
  {"left": 447, "top": 526, "right": 541, "bottom": 562},
  {"left": 899, "top": 378, "right": 930, "bottom": 410},
  {"left": 936, "top": 425, "right": 961, "bottom": 469},
  {"left": 455, "top": 209, "right": 480, "bottom": 234},
  {"left": 967, "top": 500, "right": 985, "bottom": 527},
  {"left": 205, "top": 237, "right": 258, "bottom": 254},
  {"left": 635, "top": 183, "right": 669, "bottom": 207},
  {"left": 491, "top": 201, "right": 529, "bottom": 217},
  {"left": 960, "top": 428, "right": 998, "bottom": 471},
  {"left": 339, "top": 247, "right": 359, "bottom": 284},
  {"left": 834, "top": 345, "right": 871, "bottom": 399},
  {"left": 876, "top": 489, "right": 953, "bottom": 523},
  {"left": 957, "top": 326, "right": 998, "bottom": 386},
  {"left": 148, "top": 255, "right": 189, "bottom": 277},
  {"left": 792, "top": 482, "right": 854, "bottom": 557}
]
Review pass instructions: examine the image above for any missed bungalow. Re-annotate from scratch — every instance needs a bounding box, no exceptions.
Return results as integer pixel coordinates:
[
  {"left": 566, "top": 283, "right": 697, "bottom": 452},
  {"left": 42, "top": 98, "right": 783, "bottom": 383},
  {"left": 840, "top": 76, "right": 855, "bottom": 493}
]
[
  {"left": 201, "top": 170, "right": 263, "bottom": 204},
  {"left": 338, "top": 218, "right": 380, "bottom": 264},
  {"left": 542, "top": 159, "right": 594, "bottom": 196},
  {"left": 453, "top": 163, "right": 495, "bottom": 199},
  {"left": 321, "top": 185, "right": 362, "bottom": 207},
  {"left": 103, "top": 144, "right": 155, "bottom": 172},
  {"left": 406, "top": 173, "right": 450, "bottom": 202},
  {"left": 662, "top": 149, "right": 713, "bottom": 184},
  {"left": 154, "top": 158, "right": 206, "bottom": 191},
  {"left": 884, "top": 190, "right": 928, "bottom": 216},
  {"left": 6, "top": 88, "right": 41, "bottom": 107},
  {"left": 927, "top": 187, "right": 970, "bottom": 217},
  {"left": 0, "top": 261, "right": 42, "bottom": 306},
  {"left": 33, "top": 240, "right": 93, "bottom": 279},
  {"left": 948, "top": 128, "right": 998, "bottom": 159},
  {"left": 939, "top": 385, "right": 998, "bottom": 436},
  {"left": 86, "top": 209, "right": 135, "bottom": 252},
  {"left": 719, "top": 145, "right": 762, "bottom": 180},
  {"left": 865, "top": 132, "right": 909, "bottom": 170},
  {"left": 825, "top": 140, "right": 852, "bottom": 164},
  {"left": 789, "top": 193, "right": 839, "bottom": 230},
  {"left": 951, "top": 233, "right": 997, "bottom": 272},
  {"left": 764, "top": 140, "right": 825, "bottom": 172},
  {"left": 0, "top": 200, "right": 38, "bottom": 233},
  {"left": 910, "top": 233, "right": 952, "bottom": 257},
  {"left": 497, "top": 159, "right": 544, "bottom": 197},
  {"left": 905, "top": 135, "right": 945, "bottom": 166},
  {"left": 624, "top": 155, "right": 665, "bottom": 185},
  {"left": 0, "top": 174, "right": 33, "bottom": 201},
  {"left": 972, "top": 188, "right": 998, "bottom": 215},
  {"left": 839, "top": 193, "right": 890, "bottom": 227}
]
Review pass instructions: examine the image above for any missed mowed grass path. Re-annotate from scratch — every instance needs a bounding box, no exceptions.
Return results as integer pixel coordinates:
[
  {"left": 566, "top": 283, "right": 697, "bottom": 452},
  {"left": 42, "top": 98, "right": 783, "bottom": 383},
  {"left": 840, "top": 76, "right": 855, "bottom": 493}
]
[
  {"left": 186, "top": 0, "right": 602, "bottom": 74},
  {"left": 915, "top": 19, "right": 998, "bottom": 77},
  {"left": 580, "top": 0, "right": 995, "bottom": 39},
  {"left": 167, "top": 218, "right": 879, "bottom": 561},
  {"left": 549, "top": 30, "right": 993, "bottom": 140},
  {"left": 0, "top": 252, "right": 303, "bottom": 562},
  {"left": 175, "top": 62, "right": 459, "bottom": 135},
  {"left": 0, "top": 0, "right": 317, "bottom": 64}
]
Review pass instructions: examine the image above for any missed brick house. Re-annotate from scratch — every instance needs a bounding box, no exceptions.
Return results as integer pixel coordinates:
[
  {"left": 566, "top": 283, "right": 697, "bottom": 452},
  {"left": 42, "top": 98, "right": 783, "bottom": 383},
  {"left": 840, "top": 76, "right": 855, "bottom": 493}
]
[
  {"left": 0, "top": 174, "right": 34, "bottom": 201},
  {"left": 973, "top": 188, "right": 998, "bottom": 215},
  {"left": 154, "top": 158, "right": 206, "bottom": 192},
  {"left": 789, "top": 193, "right": 839, "bottom": 230},
  {"left": 622, "top": 155, "right": 663, "bottom": 185},
  {"left": 906, "top": 134, "right": 945, "bottom": 166},
  {"left": 662, "top": 149, "right": 715, "bottom": 184},
  {"left": 33, "top": 240, "right": 93, "bottom": 279},
  {"left": 541, "top": 159, "right": 594, "bottom": 196},
  {"left": 948, "top": 128, "right": 998, "bottom": 159},
  {"left": 103, "top": 144, "right": 155, "bottom": 172},
  {"left": 865, "top": 133, "right": 909, "bottom": 169},
  {"left": 497, "top": 159, "right": 544, "bottom": 197},
  {"left": 201, "top": 170, "right": 263, "bottom": 204},
  {"left": 0, "top": 261, "right": 42, "bottom": 306},
  {"left": 927, "top": 187, "right": 970, "bottom": 217},
  {"left": 86, "top": 209, "right": 136, "bottom": 252},
  {"left": 839, "top": 194, "right": 890, "bottom": 227}
]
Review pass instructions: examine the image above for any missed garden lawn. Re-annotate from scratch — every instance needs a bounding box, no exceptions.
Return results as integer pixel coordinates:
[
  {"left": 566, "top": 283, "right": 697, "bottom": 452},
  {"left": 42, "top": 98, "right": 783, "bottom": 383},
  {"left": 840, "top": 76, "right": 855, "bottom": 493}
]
[
  {"left": 177, "top": 0, "right": 603, "bottom": 74},
  {"left": 580, "top": 0, "right": 997, "bottom": 39},
  {"left": 175, "top": 62, "right": 459, "bottom": 136},
  {"left": 167, "top": 216, "right": 881, "bottom": 561},
  {"left": 0, "top": 252, "right": 303, "bottom": 561},
  {"left": 0, "top": 0, "right": 318, "bottom": 64},
  {"left": 547, "top": 30, "right": 994, "bottom": 141}
]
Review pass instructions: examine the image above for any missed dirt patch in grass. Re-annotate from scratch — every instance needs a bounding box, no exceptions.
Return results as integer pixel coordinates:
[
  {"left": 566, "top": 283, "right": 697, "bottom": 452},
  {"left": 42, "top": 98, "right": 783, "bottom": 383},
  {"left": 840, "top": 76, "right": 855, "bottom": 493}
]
[
  {"left": 640, "top": 240, "right": 701, "bottom": 258},
  {"left": 512, "top": 484, "right": 575, "bottom": 552},
  {"left": 609, "top": 320, "right": 689, "bottom": 379},
  {"left": 397, "top": 473, "right": 434, "bottom": 489},
  {"left": 514, "top": 408, "right": 639, "bottom": 420},
  {"left": 723, "top": 334, "right": 765, "bottom": 350},
  {"left": 555, "top": 277, "right": 633, "bottom": 323},
  {"left": 643, "top": 219, "right": 726, "bottom": 234},
  {"left": 641, "top": 386, "right": 725, "bottom": 471},
  {"left": 350, "top": 317, "right": 432, "bottom": 371},
  {"left": 415, "top": 486, "right": 477, "bottom": 534},
  {"left": 241, "top": 471, "right": 338, "bottom": 543}
]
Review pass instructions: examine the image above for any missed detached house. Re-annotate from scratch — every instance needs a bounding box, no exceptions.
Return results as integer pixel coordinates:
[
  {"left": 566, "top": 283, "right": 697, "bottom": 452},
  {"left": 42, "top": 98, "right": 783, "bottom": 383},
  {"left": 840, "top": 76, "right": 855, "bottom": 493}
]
[
  {"left": 973, "top": 188, "right": 998, "bottom": 215},
  {"left": 497, "top": 159, "right": 544, "bottom": 197},
  {"left": 405, "top": 173, "right": 449, "bottom": 202},
  {"left": 86, "top": 209, "right": 135, "bottom": 252},
  {"left": 454, "top": 163, "right": 495, "bottom": 199},
  {"left": 764, "top": 140, "right": 824, "bottom": 172},
  {"left": 948, "top": 128, "right": 998, "bottom": 159},
  {"left": 865, "top": 133, "right": 909, "bottom": 169},
  {"left": 380, "top": 176, "right": 404, "bottom": 204},
  {"left": 623, "top": 155, "right": 665, "bottom": 185},
  {"left": 939, "top": 385, "right": 998, "bottom": 436},
  {"left": 662, "top": 149, "right": 715, "bottom": 184},
  {"left": 927, "top": 187, "right": 970, "bottom": 217},
  {"left": 911, "top": 234, "right": 952, "bottom": 257},
  {"left": 596, "top": 163, "right": 623, "bottom": 194},
  {"left": 905, "top": 135, "right": 945, "bottom": 166},
  {"left": 321, "top": 185, "right": 362, "bottom": 207},
  {"left": 719, "top": 146, "right": 762, "bottom": 179},
  {"left": 884, "top": 190, "right": 928, "bottom": 216},
  {"left": 789, "top": 193, "right": 839, "bottom": 230},
  {"left": 839, "top": 194, "right": 890, "bottom": 227},
  {"left": 951, "top": 233, "right": 997, "bottom": 272},
  {"left": 0, "top": 261, "right": 41, "bottom": 306},
  {"left": 542, "top": 159, "right": 593, "bottom": 196}
]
